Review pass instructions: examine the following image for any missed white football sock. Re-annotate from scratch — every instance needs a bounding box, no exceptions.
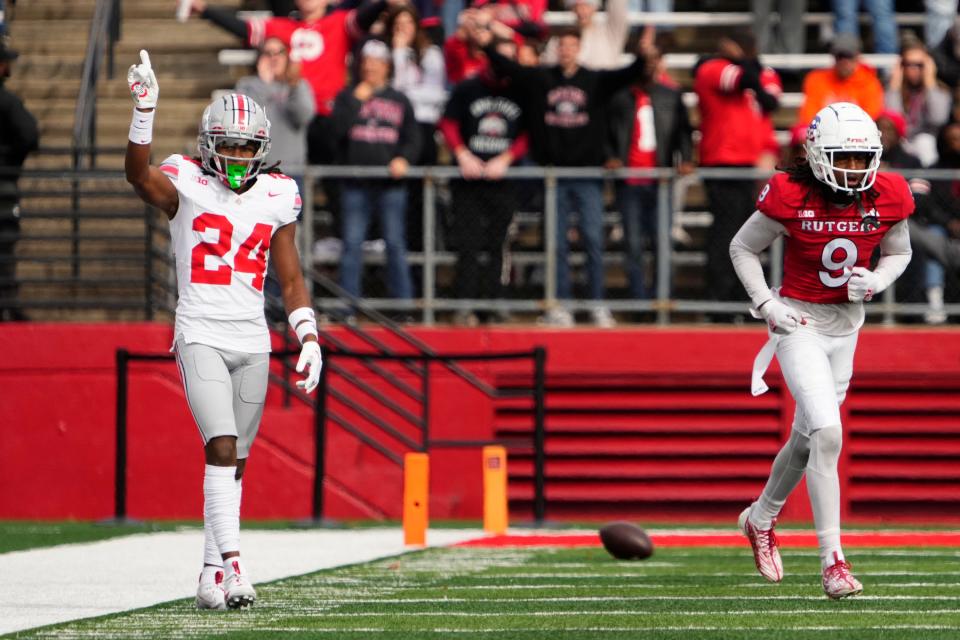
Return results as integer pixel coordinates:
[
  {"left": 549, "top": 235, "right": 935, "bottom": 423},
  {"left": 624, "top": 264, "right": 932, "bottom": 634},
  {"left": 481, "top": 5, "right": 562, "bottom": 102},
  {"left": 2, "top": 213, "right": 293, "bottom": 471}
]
[
  {"left": 202, "top": 520, "right": 221, "bottom": 568},
  {"left": 751, "top": 429, "right": 811, "bottom": 529},
  {"left": 203, "top": 464, "right": 240, "bottom": 559},
  {"left": 805, "top": 426, "right": 844, "bottom": 569}
]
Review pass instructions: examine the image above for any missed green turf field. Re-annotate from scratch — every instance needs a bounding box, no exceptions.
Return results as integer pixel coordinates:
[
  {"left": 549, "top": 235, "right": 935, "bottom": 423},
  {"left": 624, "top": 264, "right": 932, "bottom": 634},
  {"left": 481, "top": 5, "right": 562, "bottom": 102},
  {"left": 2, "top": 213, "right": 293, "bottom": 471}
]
[{"left": 10, "top": 543, "right": 960, "bottom": 639}]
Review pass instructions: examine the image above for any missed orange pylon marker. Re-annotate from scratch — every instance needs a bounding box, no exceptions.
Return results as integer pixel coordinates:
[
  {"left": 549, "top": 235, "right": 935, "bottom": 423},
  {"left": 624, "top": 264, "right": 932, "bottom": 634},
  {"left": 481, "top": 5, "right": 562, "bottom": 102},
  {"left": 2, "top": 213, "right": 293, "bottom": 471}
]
[
  {"left": 482, "top": 446, "right": 508, "bottom": 535},
  {"left": 403, "top": 452, "right": 429, "bottom": 546}
]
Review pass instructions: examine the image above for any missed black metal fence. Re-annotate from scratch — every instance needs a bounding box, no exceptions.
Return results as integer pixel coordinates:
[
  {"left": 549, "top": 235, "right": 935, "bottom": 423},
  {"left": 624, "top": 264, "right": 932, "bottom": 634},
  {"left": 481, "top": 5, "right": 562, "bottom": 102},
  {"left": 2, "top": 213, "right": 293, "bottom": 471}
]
[{"left": 113, "top": 344, "right": 548, "bottom": 523}]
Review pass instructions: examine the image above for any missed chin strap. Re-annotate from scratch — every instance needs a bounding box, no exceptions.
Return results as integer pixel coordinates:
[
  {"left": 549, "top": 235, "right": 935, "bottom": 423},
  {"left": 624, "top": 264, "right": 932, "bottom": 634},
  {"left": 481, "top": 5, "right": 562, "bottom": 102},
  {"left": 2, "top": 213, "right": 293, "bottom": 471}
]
[{"left": 854, "top": 191, "right": 881, "bottom": 231}]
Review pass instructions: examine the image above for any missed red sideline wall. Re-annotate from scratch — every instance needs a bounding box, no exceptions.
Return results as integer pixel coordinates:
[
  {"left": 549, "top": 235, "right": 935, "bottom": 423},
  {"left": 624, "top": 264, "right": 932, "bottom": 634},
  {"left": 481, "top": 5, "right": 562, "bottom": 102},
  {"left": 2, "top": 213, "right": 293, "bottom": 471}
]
[{"left": 3, "top": 323, "right": 960, "bottom": 521}]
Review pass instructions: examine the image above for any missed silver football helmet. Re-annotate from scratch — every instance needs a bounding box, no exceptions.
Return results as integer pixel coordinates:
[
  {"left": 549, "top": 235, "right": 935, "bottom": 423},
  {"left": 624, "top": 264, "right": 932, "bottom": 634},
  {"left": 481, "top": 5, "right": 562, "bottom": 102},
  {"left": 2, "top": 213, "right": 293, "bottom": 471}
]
[
  {"left": 198, "top": 93, "right": 272, "bottom": 189},
  {"left": 805, "top": 102, "right": 882, "bottom": 194}
]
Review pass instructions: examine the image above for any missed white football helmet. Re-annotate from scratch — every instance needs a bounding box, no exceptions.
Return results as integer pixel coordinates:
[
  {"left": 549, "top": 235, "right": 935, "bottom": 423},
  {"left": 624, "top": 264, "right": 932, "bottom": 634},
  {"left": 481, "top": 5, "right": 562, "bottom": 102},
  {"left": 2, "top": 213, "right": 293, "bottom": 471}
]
[
  {"left": 198, "top": 93, "right": 272, "bottom": 189},
  {"left": 805, "top": 102, "right": 882, "bottom": 194}
]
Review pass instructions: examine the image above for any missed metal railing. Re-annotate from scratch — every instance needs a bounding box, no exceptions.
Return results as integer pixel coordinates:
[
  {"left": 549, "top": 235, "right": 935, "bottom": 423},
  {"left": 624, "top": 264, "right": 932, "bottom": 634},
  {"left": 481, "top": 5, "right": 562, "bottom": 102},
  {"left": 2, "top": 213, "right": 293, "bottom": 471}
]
[
  {"left": 72, "top": 0, "right": 122, "bottom": 172},
  {"left": 6, "top": 163, "right": 960, "bottom": 324},
  {"left": 301, "top": 165, "right": 960, "bottom": 325}
]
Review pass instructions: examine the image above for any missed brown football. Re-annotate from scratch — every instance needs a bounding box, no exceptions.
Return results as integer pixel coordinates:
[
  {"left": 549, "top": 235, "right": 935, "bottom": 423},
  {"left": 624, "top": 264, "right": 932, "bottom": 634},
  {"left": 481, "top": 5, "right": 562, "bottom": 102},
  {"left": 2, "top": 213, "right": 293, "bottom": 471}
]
[{"left": 599, "top": 521, "right": 654, "bottom": 560}]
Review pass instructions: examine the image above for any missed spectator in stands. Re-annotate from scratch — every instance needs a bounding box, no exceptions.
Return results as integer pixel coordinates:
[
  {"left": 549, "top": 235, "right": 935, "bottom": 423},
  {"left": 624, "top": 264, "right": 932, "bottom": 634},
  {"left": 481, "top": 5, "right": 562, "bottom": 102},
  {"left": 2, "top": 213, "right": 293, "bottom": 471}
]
[
  {"left": 331, "top": 39, "right": 420, "bottom": 305},
  {"left": 909, "top": 122, "right": 960, "bottom": 323},
  {"left": 932, "top": 17, "right": 960, "bottom": 88},
  {"left": 439, "top": 35, "right": 529, "bottom": 325},
  {"left": 0, "top": 41, "right": 37, "bottom": 321},
  {"left": 468, "top": 19, "right": 650, "bottom": 327},
  {"left": 605, "top": 44, "right": 694, "bottom": 300},
  {"left": 832, "top": 0, "right": 897, "bottom": 54},
  {"left": 797, "top": 34, "right": 883, "bottom": 126},
  {"left": 0, "top": 1, "right": 7, "bottom": 37},
  {"left": 235, "top": 37, "right": 314, "bottom": 190},
  {"left": 444, "top": 8, "right": 493, "bottom": 84},
  {"left": 753, "top": 0, "right": 806, "bottom": 54},
  {"left": 188, "top": 0, "right": 400, "bottom": 166},
  {"left": 885, "top": 40, "right": 951, "bottom": 166},
  {"left": 384, "top": 4, "right": 447, "bottom": 254},
  {"left": 388, "top": 4, "right": 447, "bottom": 144},
  {"left": 542, "top": 0, "right": 629, "bottom": 70},
  {"left": 876, "top": 109, "right": 922, "bottom": 170},
  {"left": 694, "top": 30, "right": 781, "bottom": 307}
]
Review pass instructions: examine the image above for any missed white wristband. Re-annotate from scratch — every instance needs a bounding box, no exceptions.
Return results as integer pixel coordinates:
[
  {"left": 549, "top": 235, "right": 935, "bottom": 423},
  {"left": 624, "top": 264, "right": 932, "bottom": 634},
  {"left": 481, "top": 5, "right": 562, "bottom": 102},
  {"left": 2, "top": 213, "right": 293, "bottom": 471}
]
[
  {"left": 288, "top": 307, "right": 317, "bottom": 344},
  {"left": 129, "top": 108, "right": 155, "bottom": 145}
]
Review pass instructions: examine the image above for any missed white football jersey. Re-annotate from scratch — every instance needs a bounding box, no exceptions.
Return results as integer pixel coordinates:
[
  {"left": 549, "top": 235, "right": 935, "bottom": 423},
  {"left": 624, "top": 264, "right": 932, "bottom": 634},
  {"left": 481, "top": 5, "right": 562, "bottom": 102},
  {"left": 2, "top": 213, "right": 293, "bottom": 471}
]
[{"left": 160, "top": 154, "right": 301, "bottom": 353}]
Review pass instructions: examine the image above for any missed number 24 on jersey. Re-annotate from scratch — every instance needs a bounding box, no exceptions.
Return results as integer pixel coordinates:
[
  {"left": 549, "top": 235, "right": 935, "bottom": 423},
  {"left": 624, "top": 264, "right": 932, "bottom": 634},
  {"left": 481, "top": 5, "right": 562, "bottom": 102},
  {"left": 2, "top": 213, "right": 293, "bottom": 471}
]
[{"left": 190, "top": 213, "right": 272, "bottom": 291}]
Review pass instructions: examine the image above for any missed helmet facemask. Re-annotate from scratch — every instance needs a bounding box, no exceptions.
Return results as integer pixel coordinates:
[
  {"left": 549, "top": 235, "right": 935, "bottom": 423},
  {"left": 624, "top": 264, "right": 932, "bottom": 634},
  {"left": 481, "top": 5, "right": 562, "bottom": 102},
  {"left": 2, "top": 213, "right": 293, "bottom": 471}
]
[
  {"left": 197, "top": 94, "right": 272, "bottom": 190},
  {"left": 201, "top": 135, "right": 270, "bottom": 189},
  {"left": 809, "top": 147, "right": 881, "bottom": 193}
]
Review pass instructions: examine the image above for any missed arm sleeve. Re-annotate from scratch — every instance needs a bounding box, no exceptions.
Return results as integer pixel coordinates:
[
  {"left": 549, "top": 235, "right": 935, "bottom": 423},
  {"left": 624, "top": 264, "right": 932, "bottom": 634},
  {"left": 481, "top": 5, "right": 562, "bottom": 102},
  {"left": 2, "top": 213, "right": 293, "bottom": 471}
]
[
  {"left": 354, "top": 0, "right": 388, "bottom": 33},
  {"left": 483, "top": 43, "right": 533, "bottom": 83},
  {"left": 601, "top": 0, "right": 629, "bottom": 50},
  {"left": 399, "top": 98, "right": 422, "bottom": 162},
  {"left": 286, "top": 80, "right": 317, "bottom": 128},
  {"left": 927, "top": 86, "right": 952, "bottom": 128},
  {"left": 201, "top": 5, "right": 248, "bottom": 39},
  {"left": 729, "top": 211, "right": 787, "bottom": 308},
  {"left": 873, "top": 219, "right": 913, "bottom": 293},
  {"left": 739, "top": 60, "right": 779, "bottom": 113},
  {"left": 508, "top": 131, "right": 529, "bottom": 160},
  {"left": 437, "top": 116, "right": 465, "bottom": 153},
  {"left": 595, "top": 53, "right": 647, "bottom": 100}
]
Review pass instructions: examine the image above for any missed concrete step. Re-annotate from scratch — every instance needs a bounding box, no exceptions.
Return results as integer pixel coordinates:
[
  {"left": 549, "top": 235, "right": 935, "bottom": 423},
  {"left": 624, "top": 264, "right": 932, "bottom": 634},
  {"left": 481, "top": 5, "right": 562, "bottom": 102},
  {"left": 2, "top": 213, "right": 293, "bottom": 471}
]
[
  {"left": 25, "top": 98, "right": 210, "bottom": 132},
  {"left": 13, "top": 54, "right": 227, "bottom": 81},
  {"left": 8, "top": 76, "right": 227, "bottom": 100},
  {"left": 114, "top": 20, "right": 239, "bottom": 49},
  {"left": 17, "top": 0, "right": 240, "bottom": 20}
]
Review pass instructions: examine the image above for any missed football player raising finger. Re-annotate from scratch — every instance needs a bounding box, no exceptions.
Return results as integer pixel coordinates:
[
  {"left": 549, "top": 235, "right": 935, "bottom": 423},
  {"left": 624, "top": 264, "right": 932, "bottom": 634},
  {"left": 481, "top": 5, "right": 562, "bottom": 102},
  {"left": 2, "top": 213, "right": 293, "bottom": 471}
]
[{"left": 125, "top": 50, "right": 321, "bottom": 611}]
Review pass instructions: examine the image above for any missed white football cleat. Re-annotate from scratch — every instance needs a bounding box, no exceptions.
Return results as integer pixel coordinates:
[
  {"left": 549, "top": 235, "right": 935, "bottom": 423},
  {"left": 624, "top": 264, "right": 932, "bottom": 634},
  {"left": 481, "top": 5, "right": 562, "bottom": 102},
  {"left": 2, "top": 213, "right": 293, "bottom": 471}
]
[
  {"left": 822, "top": 556, "right": 863, "bottom": 599},
  {"left": 195, "top": 570, "right": 227, "bottom": 610},
  {"left": 738, "top": 506, "right": 783, "bottom": 582},
  {"left": 224, "top": 558, "right": 257, "bottom": 609}
]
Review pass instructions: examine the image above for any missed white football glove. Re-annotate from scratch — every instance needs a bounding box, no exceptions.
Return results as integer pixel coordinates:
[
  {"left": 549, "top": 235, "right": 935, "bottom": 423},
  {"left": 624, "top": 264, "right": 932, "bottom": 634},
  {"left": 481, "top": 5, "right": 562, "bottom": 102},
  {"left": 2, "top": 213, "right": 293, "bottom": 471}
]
[
  {"left": 295, "top": 341, "right": 323, "bottom": 394},
  {"left": 127, "top": 49, "right": 159, "bottom": 109},
  {"left": 758, "top": 298, "right": 804, "bottom": 335},
  {"left": 844, "top": 266, "right": 881, "bottom": 303}
]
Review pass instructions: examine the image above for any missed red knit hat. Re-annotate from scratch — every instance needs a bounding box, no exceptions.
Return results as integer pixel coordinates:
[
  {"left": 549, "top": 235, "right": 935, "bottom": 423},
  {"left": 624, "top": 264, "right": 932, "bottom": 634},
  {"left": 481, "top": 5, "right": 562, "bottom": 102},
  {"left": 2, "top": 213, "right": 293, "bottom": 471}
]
[{"left": 877, "top": 109, "right": 907, "bottom": 138}]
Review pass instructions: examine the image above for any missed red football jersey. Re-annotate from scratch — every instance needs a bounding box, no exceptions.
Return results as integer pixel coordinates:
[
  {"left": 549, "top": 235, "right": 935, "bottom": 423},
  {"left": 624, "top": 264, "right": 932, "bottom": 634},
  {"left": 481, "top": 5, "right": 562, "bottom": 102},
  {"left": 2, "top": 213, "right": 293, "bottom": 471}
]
[
  {"left": 247, "top": 11, "right": 358, "bottom": 116},
  {"left": 756, "top": 172, "right": 914, "bottom": 304}
]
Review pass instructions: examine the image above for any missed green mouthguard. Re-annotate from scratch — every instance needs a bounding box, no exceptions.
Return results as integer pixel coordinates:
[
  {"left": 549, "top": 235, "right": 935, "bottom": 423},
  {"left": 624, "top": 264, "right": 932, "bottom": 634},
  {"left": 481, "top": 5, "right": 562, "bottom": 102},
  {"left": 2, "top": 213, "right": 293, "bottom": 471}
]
[{"left": 226, "top": 163, "right": 248, "bottom": 189}]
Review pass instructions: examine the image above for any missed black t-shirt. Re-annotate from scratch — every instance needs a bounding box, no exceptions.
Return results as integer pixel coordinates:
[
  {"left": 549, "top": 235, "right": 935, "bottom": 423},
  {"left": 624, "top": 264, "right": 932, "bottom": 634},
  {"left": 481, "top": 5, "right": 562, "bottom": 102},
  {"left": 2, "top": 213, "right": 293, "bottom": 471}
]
[{"left": 443, "top": 77, "right": 525, "bottom": 162}]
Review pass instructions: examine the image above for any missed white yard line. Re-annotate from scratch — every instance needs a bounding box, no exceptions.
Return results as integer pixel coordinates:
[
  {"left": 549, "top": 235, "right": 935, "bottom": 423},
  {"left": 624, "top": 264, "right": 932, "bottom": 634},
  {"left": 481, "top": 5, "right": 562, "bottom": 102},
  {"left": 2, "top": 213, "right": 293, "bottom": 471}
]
[{"left": 0, "top": 528, "right": 481, "bottom": 635}]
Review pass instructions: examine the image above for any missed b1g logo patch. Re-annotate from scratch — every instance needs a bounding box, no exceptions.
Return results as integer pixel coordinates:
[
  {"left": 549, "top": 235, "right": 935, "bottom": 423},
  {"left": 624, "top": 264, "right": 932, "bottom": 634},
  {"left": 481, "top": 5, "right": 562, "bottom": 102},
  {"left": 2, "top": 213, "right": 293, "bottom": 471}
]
[{"left": 758, "top": 183, "right": 770, "bottom": 201}]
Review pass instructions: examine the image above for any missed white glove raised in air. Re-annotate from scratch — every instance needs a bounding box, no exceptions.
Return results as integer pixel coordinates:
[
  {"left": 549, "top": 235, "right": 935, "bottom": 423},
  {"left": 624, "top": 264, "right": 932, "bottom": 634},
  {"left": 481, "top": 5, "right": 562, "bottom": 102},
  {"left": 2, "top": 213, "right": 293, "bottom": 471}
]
[
  {"left": 127, "top": 49, "right": 159, "bottom": 109},
  {"left": 844, "top": 266, "right": 882, "bottom": 303},
  {"left": 296, "top": 341, "right": 323, "bottom": 394},
  {"left": 758, "top": 298, "right": 804, "bottom": 335}
]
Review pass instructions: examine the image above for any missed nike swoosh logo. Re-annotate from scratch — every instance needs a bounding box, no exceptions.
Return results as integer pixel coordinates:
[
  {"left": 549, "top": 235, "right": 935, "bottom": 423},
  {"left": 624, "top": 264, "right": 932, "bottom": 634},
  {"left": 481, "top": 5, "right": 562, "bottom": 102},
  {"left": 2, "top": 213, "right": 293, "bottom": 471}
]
[{"left": 268, "top": 192, "right": 282, "bottom": 197}]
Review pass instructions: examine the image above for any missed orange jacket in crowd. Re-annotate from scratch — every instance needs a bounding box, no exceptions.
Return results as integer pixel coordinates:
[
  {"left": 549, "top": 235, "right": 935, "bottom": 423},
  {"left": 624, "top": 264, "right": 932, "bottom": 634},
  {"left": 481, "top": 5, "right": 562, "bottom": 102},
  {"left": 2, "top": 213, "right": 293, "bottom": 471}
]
[{"left": 797, "top": 62, "right": 884, "bottom": 125}]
